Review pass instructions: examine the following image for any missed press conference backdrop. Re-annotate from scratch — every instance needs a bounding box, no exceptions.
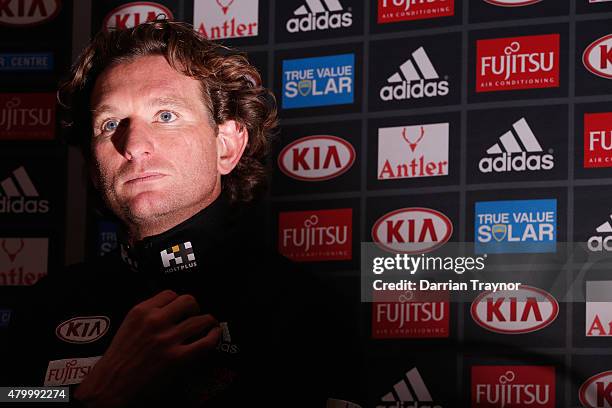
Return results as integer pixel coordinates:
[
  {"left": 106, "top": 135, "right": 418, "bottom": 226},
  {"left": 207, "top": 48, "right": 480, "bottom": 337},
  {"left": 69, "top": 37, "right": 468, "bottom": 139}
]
[{"left": 1, "top": 0, "right": 612, "bottom": 406}]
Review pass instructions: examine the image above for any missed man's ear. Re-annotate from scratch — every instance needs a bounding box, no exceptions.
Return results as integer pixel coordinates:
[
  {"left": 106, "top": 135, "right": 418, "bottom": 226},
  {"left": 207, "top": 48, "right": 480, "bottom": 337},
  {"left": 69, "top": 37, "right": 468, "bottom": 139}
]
[{"left": 216, "top": 120, "right": 249, "bottom": 175}]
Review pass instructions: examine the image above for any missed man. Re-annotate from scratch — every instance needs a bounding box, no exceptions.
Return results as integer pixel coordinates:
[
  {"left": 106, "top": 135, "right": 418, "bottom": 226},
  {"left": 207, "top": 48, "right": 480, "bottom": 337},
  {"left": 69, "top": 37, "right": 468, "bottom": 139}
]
[{"left": 4, "top": 20, "right": 363, "bottom": 407}]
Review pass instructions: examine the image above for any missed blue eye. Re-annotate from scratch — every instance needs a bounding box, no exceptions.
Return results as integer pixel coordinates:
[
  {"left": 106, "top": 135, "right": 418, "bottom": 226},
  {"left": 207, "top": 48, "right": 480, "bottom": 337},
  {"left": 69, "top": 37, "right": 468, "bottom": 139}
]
[
  {"left": 102, "top": 119, "right": 119, "bottom": 132},
  {"left": 159, "top": 111, "right": 176, "bottom": 122}
]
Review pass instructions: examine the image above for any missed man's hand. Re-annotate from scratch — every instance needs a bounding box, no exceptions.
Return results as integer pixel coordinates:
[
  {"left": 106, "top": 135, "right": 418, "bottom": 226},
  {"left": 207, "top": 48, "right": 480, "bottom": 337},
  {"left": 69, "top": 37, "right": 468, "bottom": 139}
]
[{"left": 73, "top": 290, "right": 221, "bottom": 407}]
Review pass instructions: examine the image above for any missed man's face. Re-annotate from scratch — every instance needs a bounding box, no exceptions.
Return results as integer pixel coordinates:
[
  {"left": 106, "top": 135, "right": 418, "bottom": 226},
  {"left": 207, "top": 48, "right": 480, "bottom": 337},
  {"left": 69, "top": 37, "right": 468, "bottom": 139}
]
[{"left": 90, "top": 55, "right": 221, "bottom": 233}]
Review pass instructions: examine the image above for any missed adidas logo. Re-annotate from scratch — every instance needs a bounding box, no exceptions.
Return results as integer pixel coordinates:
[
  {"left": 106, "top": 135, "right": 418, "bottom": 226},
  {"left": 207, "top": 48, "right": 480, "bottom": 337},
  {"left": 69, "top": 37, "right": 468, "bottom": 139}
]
[
  {"left": 286, "top": 0, "right": 352, "bottom": 33},
  {"left": 377, "top": 367, "right": 442, "bottom": 408},
  {"left": 588, "top": 214, "right": 612, "bottom": 252},
  {"left": 216, "top": 322, "right": 240, "bottom": 354},
  {"left": 380, "top": 47, "right": 450, "bottom": 101},
  {"left": 0, "top": 166, "right": 49, "bottom": 214},
  {"left": 478, "top": 117, "right": 554, "bottom": 173}
]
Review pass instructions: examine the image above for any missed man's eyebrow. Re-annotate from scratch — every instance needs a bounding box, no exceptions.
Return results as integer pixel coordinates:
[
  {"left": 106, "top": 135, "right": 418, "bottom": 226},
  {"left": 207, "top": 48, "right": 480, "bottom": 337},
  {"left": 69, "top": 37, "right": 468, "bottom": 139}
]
[{"left": 90, "top": 96, "right": 194, "bottom": 117}]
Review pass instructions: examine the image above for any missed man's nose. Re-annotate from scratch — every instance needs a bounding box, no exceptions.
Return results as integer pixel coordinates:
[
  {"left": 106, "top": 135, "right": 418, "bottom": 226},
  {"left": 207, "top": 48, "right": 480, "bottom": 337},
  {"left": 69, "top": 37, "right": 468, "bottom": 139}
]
[{"left": 116, "top": 118, "right": 155, "bottom": 161}]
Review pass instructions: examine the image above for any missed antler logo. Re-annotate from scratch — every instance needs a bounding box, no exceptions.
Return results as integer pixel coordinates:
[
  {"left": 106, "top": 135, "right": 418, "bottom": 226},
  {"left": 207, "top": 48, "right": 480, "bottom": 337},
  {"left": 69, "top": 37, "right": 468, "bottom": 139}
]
[
  {"left": 216, "top": 0, "right": 235, "bottom": 15},
  {"left": 1, "top": 239, "right": 24, "bottom": 263},
  {"left": 402, "top": 126, "right": 425, "bottom": 152}
]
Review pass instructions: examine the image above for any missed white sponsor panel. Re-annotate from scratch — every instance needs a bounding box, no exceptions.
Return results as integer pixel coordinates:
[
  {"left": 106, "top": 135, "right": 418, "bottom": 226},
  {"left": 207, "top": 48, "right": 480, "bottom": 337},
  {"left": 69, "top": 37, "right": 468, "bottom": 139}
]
[
  {"left": 194, "top": 0, "right": 259, "bottom": 40},
  {"left": 0, "top": 238, "right": 47, "bottom": 286},
  {"left": 378, "top": 123, "right": 449, "bottom": 180},
  {"left": 44, "top": 356, "right": 102, "bottom": 386},
  {"left": 586, "top": 281, "right": 612, "bottom": 337}
]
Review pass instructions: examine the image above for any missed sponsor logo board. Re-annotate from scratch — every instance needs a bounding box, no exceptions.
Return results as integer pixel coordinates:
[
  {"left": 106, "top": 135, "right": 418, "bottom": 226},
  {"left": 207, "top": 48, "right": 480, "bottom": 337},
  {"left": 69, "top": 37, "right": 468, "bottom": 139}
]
[
  {"left": 475, "top": 199, "right": 557, "bottom": 254},
  {"left": 279, "top": 208, "right": 352, "bottom": 261}
]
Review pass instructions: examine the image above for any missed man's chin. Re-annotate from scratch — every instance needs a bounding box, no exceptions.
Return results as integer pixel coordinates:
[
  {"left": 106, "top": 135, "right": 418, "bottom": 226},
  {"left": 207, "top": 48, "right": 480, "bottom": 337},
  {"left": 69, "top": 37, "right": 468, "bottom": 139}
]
[{"left": 121, "top": 192, "right": 173, "bottom": 221}]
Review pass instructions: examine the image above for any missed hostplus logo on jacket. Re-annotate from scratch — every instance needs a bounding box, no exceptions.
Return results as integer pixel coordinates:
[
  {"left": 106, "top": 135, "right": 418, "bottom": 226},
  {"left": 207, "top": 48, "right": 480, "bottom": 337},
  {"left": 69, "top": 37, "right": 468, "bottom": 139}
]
[
  {"left": 379, "top": 47, "right": 449, "bottom": 102},
  {"left": 286, "top": 0, "right": 352, "bottom": 33},
  {"left": 160, "top": 241, "right": 197, "bottom": 273}
]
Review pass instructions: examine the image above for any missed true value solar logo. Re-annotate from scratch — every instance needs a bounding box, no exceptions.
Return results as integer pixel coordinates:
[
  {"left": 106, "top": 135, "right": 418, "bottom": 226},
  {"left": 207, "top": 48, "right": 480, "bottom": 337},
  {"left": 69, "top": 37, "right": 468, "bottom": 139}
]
[
  {"left": 282, "top": 53, "right": 354, "bottom": 109},
  {"left": 475, "top": 199, "right": 557, "bottom": 254}
]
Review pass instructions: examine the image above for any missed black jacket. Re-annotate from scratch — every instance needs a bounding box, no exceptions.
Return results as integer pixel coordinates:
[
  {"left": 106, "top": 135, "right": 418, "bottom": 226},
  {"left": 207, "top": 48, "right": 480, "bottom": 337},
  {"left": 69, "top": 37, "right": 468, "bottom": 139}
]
[{"left": 3, "top": 195, "right": 364, "bottom": 407}]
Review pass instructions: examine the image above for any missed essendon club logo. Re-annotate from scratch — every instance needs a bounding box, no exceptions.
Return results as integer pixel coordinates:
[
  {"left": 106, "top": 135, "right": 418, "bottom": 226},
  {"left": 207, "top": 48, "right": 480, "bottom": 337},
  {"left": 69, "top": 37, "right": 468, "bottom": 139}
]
[
  {"left": 579, "top": 371, "right": 612, "bottom": 408},
  {"left": 278, "top": 208, "right": 352, "bottom": 262},
  {"left": 583, "top": 34, "right": 612, "bottom": 80},
  {"left": 372, "top": 289, "right": 449, "bottom": 339},
  {"left": 586, "top": 281, "right": 612, "bottom": 336},
  {"left": 0, "top": 0, "right": 61, "bottom": 26},
  {"left": 377, "top": 0, "right": 454, "bottom": 24},
  {"left": 195, "top": 0, "right": 259, "bottom": 40},
  {"left": 278, "top": 135, "right": 355, "bottom": 181},
  {"left": 372, "top": 208, "right": 453, "bottom": 254},
  {"left": 470, "top": 285, "right": 558, "bottom": 334},
  {"left": 0, "top": 93, "right": 55, "bottom": 140},
  {"left": 472, "top": 366, "right": 555, "bottom": 407},
  {"left": 103, "top": 2, "right": 173, "bottom": 31},
  {"left": 476, "top": 34, "right": 560, "bottom": 93},
  {"left": 584, "top": 112, "right": 612, "bottom": 168},
  {"left": 377, "top": 123, "right": 449, "bottom": 180}
]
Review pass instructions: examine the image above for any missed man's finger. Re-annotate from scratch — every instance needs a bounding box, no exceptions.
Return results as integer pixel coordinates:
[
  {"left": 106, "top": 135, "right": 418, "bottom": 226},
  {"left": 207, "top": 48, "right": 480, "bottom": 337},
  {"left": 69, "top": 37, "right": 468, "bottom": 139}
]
[
  {"left": 161, "top": 294, "right": 201, "bottom": 323},
  {"left": 172, "top": 314, "right": 218, "bottom": 343},
  {"left": 179, "top": 326, "right": 222, "bottom": 357},
  {"left": 138, "top": 290, "right": 178, "bottom": 309}
]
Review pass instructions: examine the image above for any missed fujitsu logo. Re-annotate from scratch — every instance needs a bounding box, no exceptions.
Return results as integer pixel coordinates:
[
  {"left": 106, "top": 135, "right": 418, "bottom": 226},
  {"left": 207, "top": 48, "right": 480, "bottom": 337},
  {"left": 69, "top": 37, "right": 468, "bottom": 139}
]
[
  {"left": 0, "top": 166, "right": 49, "bottom": 214},
  {"left": 380, "top": 47, "right": 449, "bottom": 101},
  {"left": 278, "top": 208, "right": 352, "bottom": 262},
  {"left": 372, "top": 290, "right": 450, "bottom": 339},
  {"left": 0, "top": 93, "right": 55, "bottom": 140},
  {"left": 286, "top": 0, "right": 352, "bottom": 33},
  {"left": 378, "top": 0, "right": 454, "bottom": 24},
  {"left": 478, "top": 117, "right": 554, "bottom": 173},
  {"left": 278, "top": 135, "right": 355, "bottom": 181},
  {"left": 44, "top": 356, "right": 102, "bottom": 386},
  {"left": 584, "top": 112, "right": 612, "bottom": 168},
  {"left": 378, "top": 123, "right": 449, "bottom": 180},
  {"left": 472, "top": 366, "right": 555, "bottom": 407},
  {"left": 477, "top": 34, "right": 560, "bottom": 92},
  {"left": 0, "top": 96, "right": 52, "bottom": 132},
  {"left": 583, "top": 34, "right": 612, "bottom": 80},
  {"left": 282, "top": 214, "right": 348, "bottom": 253}
]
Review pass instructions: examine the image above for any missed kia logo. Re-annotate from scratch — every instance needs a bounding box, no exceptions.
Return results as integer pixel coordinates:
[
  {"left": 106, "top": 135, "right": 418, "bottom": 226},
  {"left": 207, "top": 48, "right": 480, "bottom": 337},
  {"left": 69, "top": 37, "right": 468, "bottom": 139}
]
[
  {"left": 471, "top": 285, "right": 559, "bottom": 334},
  {"left": 278, "top": 135, "right": 355, "bottom": 182},
  {"left": 55, "top": 316, "right": 110, "bottom": 344},
  {"left": 579, "top": 370, "right": 612, "bottom": 408},
  {"left": 371, "top": 207, "right": 453, "bottom": 254},
  {"left": 0, "top": 0, "right": 61, "bottom": 26},
  {"left": 583, "top": 34, "right": 612, "bottom": 80},
  {"left": 483, "top": 0, "right": 543, "bottom": 6},
  {"left": 103, "top": 1, "right": 173, "bottom": 31}
]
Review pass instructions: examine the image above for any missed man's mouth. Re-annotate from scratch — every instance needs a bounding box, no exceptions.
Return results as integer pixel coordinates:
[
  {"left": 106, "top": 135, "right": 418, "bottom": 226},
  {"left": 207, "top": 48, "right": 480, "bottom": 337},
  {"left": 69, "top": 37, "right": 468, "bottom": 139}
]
[{"left": 124, "top": 172, "right": 166, "bottom": 184}]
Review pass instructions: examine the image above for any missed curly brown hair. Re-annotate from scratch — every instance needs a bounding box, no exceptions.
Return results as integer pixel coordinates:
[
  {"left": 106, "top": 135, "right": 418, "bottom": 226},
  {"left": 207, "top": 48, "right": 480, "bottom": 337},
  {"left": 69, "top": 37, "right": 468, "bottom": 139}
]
[{"left": 59, "top": 19, "right": 278, "bottom": 204}]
